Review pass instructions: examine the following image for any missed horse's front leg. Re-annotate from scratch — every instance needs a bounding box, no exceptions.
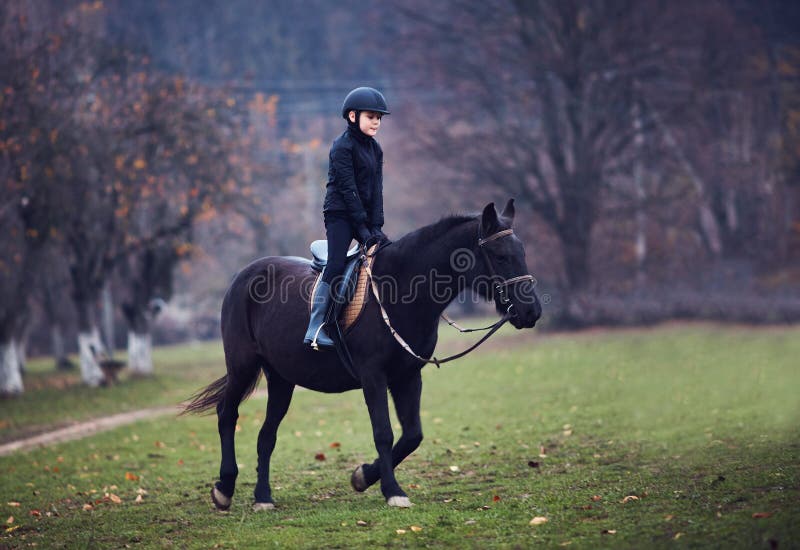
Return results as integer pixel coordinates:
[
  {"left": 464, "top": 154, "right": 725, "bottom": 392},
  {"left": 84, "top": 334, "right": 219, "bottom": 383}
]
[
  {"left": 361, "top": 372, "right": 410, "bottom": 507},
  {"left": 352, "top": 371, "right": 422, "bottom": 501}
]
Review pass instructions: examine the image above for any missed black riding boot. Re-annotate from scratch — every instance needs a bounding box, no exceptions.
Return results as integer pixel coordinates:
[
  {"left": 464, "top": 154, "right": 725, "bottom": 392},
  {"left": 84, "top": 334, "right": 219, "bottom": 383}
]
[{"left": 303, "top": 281, "right": 335, "bottom": 350}]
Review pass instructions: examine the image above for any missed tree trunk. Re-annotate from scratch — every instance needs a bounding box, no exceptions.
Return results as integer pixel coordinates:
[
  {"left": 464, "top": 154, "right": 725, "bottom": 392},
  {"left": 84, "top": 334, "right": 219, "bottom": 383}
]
[
  {"left": 0, "top": 339, "right": 24, "bottom": 395},
  {"left": 51, "top": 323, "right": 72, "bottom": 370},
  {"left": 561, "top": 232, "right": 591, "bottom": 291},
  {"left": 127, "top": 330, "right": 153, "bottom": 376},
  {"left": 102, "top": 282, "right": 116, "bottom": 356},
  {"left": 77, "top": 327, "right": 105, "bottom": 387}
]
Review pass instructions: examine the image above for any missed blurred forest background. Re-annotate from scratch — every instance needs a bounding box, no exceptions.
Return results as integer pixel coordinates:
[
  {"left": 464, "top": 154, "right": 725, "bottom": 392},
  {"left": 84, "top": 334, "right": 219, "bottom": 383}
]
[{"left": 1, "top": 0, "right": 799, "bottom": 393}]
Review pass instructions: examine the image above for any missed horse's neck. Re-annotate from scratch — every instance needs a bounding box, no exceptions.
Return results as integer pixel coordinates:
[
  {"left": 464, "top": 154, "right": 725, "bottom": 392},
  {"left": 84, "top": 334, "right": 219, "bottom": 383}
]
[{"left": 378, "top": 218, "right": 478, "bottom": 318}]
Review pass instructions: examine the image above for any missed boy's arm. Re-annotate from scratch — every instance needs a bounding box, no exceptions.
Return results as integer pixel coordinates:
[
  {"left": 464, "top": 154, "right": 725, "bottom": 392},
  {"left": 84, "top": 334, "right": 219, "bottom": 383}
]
[{"left": 331, "top": 146, "right": 368, "bottom": 227}]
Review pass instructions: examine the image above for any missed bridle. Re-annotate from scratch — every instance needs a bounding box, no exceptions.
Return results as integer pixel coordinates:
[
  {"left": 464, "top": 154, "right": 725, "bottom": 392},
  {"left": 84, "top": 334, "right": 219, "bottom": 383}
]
[
  {"left": 362, "top": 224, "right": 535, "bottom": 367},
  {"left": 476, "top": 226, "right": 535, "bottom": 316}
]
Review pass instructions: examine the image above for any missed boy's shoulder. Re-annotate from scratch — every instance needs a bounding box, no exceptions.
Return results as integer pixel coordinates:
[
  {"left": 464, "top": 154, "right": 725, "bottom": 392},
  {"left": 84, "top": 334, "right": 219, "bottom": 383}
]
[{"left": 330, "top": 129, "right": 354, "bottom": 151}]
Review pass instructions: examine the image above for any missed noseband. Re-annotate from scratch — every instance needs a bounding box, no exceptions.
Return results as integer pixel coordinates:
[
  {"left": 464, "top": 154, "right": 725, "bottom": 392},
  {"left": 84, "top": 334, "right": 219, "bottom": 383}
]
[{"left": 477, "top": 227, "right": 535, "bottom": 315}]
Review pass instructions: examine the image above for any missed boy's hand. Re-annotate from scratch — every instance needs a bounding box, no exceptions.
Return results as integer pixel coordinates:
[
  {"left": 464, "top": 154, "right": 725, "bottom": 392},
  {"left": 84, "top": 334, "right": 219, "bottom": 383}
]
[
  {"left": 370, "top": 227, "right": 390, "bottom": 244},
  {"left": 355, "top": 224, "right": 372, "bottom": 244}
]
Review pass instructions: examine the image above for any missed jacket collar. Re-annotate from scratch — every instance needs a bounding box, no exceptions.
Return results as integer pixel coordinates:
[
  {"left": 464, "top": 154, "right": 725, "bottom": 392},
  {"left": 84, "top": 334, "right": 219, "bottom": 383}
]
[{"left": 347, "top": 118, "right": 373, "bottom": 145}]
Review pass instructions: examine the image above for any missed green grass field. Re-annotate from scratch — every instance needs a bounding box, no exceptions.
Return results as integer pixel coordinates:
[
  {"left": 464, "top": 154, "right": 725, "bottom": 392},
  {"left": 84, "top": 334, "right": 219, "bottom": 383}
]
[{"left": 0, "top": 323, "right": 798, "bottom": 548}]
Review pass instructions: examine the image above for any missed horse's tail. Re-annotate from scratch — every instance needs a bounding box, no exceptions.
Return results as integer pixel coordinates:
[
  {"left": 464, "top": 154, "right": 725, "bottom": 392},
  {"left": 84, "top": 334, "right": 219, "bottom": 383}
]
[
  {"left": 181, "top": 368, "right": 261, "bottom": 415},
  {"left": 182, "top": 375, "right": 229, "bottom": 415}
]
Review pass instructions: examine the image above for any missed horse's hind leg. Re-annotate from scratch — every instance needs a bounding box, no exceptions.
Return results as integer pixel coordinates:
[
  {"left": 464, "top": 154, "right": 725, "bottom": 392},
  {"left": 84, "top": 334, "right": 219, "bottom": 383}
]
[
  {"left": 352, "top": 370, "right": 423, "bottom": 505},
  {"left": 253, "top": 369, "right": 295, "bottom": 511},
  {"left": 212, "top": 356, "right": 260, "bottom": 510}
]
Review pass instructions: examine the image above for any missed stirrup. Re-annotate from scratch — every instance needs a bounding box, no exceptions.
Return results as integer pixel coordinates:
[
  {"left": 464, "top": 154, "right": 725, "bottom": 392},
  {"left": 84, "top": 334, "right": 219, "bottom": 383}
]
[{"left": 310, "top": 323, "right": 333, "bottom": 351}]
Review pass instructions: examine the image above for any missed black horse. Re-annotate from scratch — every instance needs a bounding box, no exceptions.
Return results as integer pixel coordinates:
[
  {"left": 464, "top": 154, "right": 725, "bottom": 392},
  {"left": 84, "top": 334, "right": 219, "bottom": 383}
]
[{"left": 185, "top": 199, "right": 541, "bottom": 510}]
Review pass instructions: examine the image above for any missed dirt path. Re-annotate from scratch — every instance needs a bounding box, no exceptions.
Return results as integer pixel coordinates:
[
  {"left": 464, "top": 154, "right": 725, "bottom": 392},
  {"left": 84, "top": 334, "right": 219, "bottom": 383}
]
[
  {"left": 0, "top": 388, "right": 273, "bottom": 457},
  {"left": 0, "top": 405, "right": 180, "bottom": 457}
]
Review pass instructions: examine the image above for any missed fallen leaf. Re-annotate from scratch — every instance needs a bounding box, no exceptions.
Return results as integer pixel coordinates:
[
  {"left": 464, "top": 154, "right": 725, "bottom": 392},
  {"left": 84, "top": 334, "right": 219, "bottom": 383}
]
[
  {"left": 479, "top": 505, "right": 490, "bottom": 511},
  {"left": 5, "top": 525, "right": 20, "bottom": 533},
  {"left": 621, "top": 495, "right": 639, "bottom": 504},
  {"left": 356, "top": 520, "right": 367, "bottom": 526},
  {"left": 314, "top": 453, "right": 326, "bottom": 461},
  {"left": 464, "top": 520, "right": 476, "bottom": 525},
  {"left": 528, "top": 461, "right": 540, "bottom": 468},
  {"left": 539, "top": 445, "right": 547, "bottom": 457},
  {"left": 408, "top": 483, "right": 421, "bottom": 490},
  {"left": 177, "top": 459, "right": 184, "bottom": 466},
  {"left": 674, "top": 533, "right": 683, "bottom": 540},
  {"left": 108, "top": 494, "right": 122, "bottom": 504},
  {"left": 410, "top": 525, "right": 423, "bottom": 532},
  {"left": 134, "top": 495, "right": 143, "bottom": 503},
  {"left": 125, "top": 472, "right": 139, "bottom": 481},
  {"left": 7, "top": 502, "right": 20, "bottom": 508},
  {"left": 396, "top": 529, "right": 407, "bottom": 534},
  {"left": 82, "top": 504, "right": 93, "bottom": 511},
  {"left": 329, "top": 442, "right": 341, "bottom": 449},
  {"left": 6, "top": 516, "right": 13, "bottom": 525},
  {"left": 591, "top": 495, "right": 602, "bottom": 502},
  {"left": 664, "top": 514, "right": 674, "bottom": 521},
  {"left": 29, "top": 509, "right": 41, "bottom": 517},
  {"left": 449, "top": 465, "right": 460, "bottom": 472},
  {"left": 493, "top": 495, "right": 501, "bottom": 502},
  {"left": 752, "top": 512, "right": 772, "bottom": 519},
  {"left": 601, "top": 529, "right": 617, "bottom": 535},
  {"left": 154, "top": 441, "right": 165, "bottom": 448},
  {"left": 530, "top": 516, "right": 548, "bottom": 525}
]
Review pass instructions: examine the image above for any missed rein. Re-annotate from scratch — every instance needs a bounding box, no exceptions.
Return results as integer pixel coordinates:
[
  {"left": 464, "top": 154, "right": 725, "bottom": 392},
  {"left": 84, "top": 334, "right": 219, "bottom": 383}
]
[{"left": 362, "top": 226, "right": 534, "bottom": 367}]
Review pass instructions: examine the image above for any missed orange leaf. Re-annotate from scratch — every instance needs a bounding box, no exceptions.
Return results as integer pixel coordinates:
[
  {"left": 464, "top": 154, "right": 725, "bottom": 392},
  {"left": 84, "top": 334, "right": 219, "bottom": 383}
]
[
  {"left": 125, "top": 472, "right": 139, "bottom": 481},
  {"left": 329, "top": 442, "right": 341, "bottom": 449}
]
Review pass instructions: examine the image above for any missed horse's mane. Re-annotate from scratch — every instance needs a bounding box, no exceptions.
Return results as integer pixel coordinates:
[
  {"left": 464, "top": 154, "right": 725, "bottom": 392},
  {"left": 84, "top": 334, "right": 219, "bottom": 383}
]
[{"left": 393, "top": 213, "right": 476, "bottom": 252}]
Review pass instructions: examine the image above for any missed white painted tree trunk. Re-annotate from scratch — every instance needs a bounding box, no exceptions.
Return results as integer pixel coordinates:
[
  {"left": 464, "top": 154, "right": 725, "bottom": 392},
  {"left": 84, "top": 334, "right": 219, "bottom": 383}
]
[
  {"left": 78, "top": 327, "right": 105, "bottom": 387},
  {"left": 0, "top": 340, "right": 24, "bottom": 395},
  {"left": 127, "top": 331, "right": 153, "bottom": 376}
]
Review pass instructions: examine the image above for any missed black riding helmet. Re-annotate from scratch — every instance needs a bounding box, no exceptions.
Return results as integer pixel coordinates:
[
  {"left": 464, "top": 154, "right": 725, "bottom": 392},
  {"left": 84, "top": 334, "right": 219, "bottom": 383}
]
[{"left": 341, "top": 87, "right": 390, "bottom": 119}]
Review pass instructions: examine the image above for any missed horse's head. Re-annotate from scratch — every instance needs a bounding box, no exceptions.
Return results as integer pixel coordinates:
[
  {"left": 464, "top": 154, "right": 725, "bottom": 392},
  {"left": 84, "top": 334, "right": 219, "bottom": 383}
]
[{"left": 473, "top": 199, "right": 542, "bottom": 329}]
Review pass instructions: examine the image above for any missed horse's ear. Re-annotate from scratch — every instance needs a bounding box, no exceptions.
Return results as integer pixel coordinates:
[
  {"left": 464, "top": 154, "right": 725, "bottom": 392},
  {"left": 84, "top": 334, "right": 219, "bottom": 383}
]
[
  {"left": 501, "top": 198, "right": 515, "bottom": 221},
  {"left": 481, "top": 202, "right": 499, "bottom": 232}
]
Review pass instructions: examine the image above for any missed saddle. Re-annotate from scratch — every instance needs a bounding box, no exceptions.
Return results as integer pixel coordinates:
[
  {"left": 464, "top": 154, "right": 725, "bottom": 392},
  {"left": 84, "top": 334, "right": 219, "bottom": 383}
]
[{"left": 308, "top": 240, "right": 378, "bottom": 333}]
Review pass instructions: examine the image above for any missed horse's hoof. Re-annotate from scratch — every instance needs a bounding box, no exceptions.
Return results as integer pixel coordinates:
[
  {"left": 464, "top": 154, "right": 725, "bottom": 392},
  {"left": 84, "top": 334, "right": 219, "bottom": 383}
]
[
  {"left": 252, "top": 502, "right": 275, "bottom": 512},
  {"left": 211, "top": 486, "right": 231, "bottom": 511},
  {"left": 351, "top": 465, "right": 368, "bottom": 492},
  {"left": 387, "top": 496, "right": 413, "bottom": 508}
]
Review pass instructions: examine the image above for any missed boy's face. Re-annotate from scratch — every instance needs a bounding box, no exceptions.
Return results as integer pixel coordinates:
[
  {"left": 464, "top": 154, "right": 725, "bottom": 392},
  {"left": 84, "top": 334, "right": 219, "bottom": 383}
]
[{"left": 349, "top": 110, "right": 382, "bottom": 137}]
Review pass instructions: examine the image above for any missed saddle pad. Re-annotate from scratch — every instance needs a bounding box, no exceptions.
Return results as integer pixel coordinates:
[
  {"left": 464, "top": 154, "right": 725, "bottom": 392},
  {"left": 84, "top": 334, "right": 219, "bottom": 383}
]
[{"left": 309, "top": 244, "right": 378, "bottom": 334}]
